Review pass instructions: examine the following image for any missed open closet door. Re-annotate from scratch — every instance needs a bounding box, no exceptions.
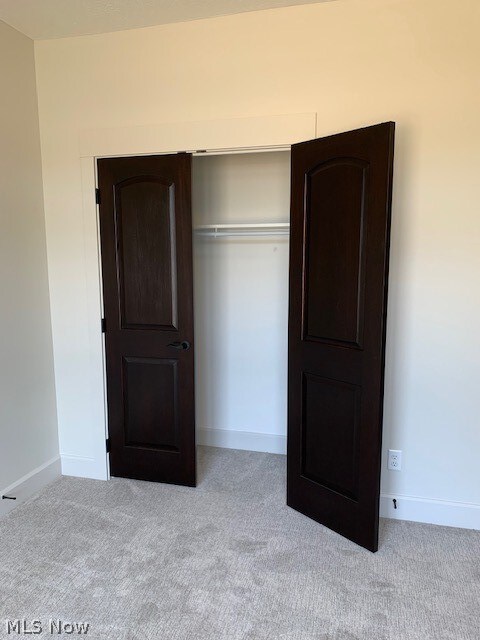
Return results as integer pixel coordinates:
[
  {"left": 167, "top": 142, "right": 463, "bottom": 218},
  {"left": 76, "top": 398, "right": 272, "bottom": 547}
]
[
  {"left": 287, "top": 122, "right": 395, "bottom": 551},
  {"left": 98, "top": 153, "right": 196, "bottom": 486}
]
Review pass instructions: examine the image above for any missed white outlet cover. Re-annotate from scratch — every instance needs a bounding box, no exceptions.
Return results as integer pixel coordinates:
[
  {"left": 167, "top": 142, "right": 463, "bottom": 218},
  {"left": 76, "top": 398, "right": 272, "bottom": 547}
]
[{"left": 388, "top": 449, "right": 402, "bottom": 471}]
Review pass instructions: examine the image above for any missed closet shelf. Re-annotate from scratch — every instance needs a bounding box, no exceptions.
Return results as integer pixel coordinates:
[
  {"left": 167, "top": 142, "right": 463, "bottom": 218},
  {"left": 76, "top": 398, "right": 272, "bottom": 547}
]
[{"left": 194, "top": 222, "right": 290, "bottom": 238}]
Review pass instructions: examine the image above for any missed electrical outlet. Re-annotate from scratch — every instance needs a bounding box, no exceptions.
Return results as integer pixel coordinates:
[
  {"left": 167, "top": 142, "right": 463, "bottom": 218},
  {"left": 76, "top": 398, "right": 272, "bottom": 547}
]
[{"left": 388, "top": 449, "right": 402, "bottom": 471}]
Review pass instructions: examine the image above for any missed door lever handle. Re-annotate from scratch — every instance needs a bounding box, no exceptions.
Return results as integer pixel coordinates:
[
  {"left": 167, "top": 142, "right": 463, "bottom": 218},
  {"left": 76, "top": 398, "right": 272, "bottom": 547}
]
[{"left": 167, "top": 341, "right": 191, "bottom": 351}]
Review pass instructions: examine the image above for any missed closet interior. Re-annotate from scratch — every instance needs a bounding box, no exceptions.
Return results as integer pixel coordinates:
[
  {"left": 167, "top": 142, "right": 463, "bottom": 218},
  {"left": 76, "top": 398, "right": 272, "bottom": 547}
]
[{"left": 192, "top": 150, "right": 291, "bottom": 454}]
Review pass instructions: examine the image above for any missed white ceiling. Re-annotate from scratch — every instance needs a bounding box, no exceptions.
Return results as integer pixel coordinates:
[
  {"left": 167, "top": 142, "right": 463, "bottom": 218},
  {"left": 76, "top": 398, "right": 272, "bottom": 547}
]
[{"left": 0, "top": 0, "right": 333, "bottom": 40}]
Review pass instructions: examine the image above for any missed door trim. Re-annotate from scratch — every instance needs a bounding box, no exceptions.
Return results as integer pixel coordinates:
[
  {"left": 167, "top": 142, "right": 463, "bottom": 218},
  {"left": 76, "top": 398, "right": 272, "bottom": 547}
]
[{"left": 78, "top": 114, "right": 317, "bottom": 480}]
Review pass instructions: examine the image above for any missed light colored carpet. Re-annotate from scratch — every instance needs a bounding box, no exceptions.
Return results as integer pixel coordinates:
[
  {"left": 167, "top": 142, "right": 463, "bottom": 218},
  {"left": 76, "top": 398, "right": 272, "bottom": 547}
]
[{"left": 0, "top": 446, "right": 479, "bottom": 640}]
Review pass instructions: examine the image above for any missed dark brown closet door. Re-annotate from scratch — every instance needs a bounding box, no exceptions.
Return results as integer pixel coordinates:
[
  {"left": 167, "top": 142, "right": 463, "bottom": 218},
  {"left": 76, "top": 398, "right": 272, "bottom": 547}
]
[
  {"left": 287, "top": 123, "right": 395, "bottom": 551},
  {"left": 98, "top": 153, "right": 195, "bottom": 486}
]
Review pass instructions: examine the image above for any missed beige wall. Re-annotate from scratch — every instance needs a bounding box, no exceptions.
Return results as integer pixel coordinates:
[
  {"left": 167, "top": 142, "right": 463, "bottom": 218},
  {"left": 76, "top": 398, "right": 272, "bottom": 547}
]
[
  {"left": 0, "top": 21, "right": 58, "bottom": 493},
  {"left": 34, "top": 0, "right": 480, "bottom": 520}
]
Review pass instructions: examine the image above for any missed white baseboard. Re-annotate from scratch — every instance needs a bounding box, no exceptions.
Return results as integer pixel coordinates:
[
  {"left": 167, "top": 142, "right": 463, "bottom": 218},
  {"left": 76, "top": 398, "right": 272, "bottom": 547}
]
[
  {"left": 380, "top": 493, "right": 480, "bottom": 530},
  {"left": 58, "top": 439, "right": 478, "bottom": 531},
  {"left": 0, "top": 456, "right": 61, "bottom": 518},
  {"left": 198, "top": 427, "right": 286, "bottom": 455},
  {"left": 198, "top": 433, "right": 479, "bottom": 530},
  {"left": 61, "top": 453, "right": 107, "bottom": 480}
]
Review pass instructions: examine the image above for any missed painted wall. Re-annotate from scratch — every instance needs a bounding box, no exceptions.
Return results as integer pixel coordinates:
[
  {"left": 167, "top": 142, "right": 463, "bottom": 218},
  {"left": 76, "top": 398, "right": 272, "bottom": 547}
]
[
  {"left": 0, "top": 21, "right": 59, "bottom": 505},
  {"left": 193, "top": 152, "right": 290, "bottom": 453},
  {"left": 34, "top": 0, "right": 480, "bottom": 525}
]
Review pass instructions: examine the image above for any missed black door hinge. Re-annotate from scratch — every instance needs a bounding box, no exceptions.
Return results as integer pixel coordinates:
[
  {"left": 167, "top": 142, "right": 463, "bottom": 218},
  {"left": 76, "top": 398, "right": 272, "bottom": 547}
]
[
  {"left": 101, "top": 318, "right": 106, "bottom": 333},
  {"left": 106, "top": 438, "right": 111, "bottom": 453},
  {"left": 95, "top": 188, "right": 101, "bottom": 205}
]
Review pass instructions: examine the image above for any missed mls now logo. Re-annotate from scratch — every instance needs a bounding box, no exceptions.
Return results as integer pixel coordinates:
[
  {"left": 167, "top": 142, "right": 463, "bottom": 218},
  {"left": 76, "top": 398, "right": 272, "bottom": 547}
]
[{"left": 5, "top": 620, "right": 90, "bottom": 635}]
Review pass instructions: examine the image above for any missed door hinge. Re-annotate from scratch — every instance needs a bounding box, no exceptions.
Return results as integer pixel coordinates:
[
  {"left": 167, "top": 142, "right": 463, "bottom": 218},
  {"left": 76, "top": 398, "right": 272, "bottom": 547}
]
[
  {"left": 106, "top": 438, "right": 111, "bottom": 453},
  {"left": 101, "top": 318, "right": 106, "bottom": 333},
  {"left": 95, "top": 188, "right": 101, "bottom": 205}
]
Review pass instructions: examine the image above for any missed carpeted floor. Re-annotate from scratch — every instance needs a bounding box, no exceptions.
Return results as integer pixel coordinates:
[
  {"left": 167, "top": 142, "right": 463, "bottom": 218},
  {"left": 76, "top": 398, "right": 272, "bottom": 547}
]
[{"left": 0, "top": 447, "right": 479, "bottom": 640}]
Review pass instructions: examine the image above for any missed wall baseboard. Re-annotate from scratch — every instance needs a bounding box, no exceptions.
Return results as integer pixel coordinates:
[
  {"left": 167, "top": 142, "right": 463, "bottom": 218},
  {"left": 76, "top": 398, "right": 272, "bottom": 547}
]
[
  {"left": 0, "top": 456, "right": 61, "bottom": 518},
  {"left": 380, "top": 493, "right": 480, "bottom": 530},
  {"left": 198, "top": 427, "right": 286, "bottom": 455},
  {"left": 61, "top": 454, "right": 107, "bottom": 480},
  {"left": 56, "top": 437, "right": 479, "bottom": 532},
  {"left": 198, "top": 433, "right": 480, "bottom": 530},
  {"left": 1, "top": 442, "right": 476, "bottom": 531}
]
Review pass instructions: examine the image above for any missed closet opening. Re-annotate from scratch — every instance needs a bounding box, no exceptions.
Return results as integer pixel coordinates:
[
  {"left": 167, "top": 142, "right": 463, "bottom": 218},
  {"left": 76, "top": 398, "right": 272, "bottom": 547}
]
[{"left": 192, "top": 150, "right": 291, "bottom": 457}]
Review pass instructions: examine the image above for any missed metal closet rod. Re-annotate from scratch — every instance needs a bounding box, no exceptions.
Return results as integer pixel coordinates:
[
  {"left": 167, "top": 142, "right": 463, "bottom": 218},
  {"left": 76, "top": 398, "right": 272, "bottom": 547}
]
[
  {"left": 194, "top": 223, "right": 290, "bottom": 238},
  {"left": 191, "top": 144, "right": 291, "bottom": 156}
]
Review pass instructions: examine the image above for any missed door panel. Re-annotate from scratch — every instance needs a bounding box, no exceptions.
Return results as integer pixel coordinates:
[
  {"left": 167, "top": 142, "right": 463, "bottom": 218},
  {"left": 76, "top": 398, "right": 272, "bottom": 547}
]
[
  {"left": 116, "top": 177, "right": 178, "bottom": 330},
  {"left": 288, "top": 123, "right": 395, "bottom": 551},
  {"left": 305, "top": 159, "right": 367, "bottom": 347},
  {"left": 98, "top": 153, "right": 195, "bottom": 486},
  {"left": 301, "top": 373, "right": 360, "bottom": 501},
  {"left": 123, "top": 357, "right": 179, "bottom": 451}
]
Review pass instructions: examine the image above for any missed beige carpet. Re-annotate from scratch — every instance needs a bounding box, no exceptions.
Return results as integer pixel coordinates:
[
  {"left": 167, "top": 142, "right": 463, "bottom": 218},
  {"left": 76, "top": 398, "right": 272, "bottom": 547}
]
[{"left": 0, "top": 446, "right": 479, "bottom": 640}]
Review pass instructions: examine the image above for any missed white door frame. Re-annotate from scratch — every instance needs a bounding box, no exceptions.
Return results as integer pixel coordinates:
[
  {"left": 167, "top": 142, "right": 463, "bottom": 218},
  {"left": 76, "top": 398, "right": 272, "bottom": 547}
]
[{"left": 78, "top": 113, "right": 317, "bottom": 480}]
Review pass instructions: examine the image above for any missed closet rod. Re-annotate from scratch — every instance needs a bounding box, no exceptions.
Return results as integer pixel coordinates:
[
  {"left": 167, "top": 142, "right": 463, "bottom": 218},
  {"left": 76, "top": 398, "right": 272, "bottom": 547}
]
[
  {"left": 194, "top": 223, "right": 290, "bottom": 238},
  {"left": 191, "top": 144, "right": 291, "bottom": 156}
]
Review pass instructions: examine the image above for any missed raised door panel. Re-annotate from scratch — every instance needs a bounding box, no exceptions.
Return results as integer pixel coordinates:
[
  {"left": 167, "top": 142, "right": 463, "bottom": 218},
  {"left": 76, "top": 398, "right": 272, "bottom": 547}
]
[
  {"left": 116, "top": 177, "right": 177, "bottom": 330},
  {"left": 304, "top": 159, "right": 367, "bottom": 348},
  {"left": 123, "top": 357, "right": 179, "bottom": 452},
  {"left": 302, "top": 373, "right": 360, "bottom": 501}
]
